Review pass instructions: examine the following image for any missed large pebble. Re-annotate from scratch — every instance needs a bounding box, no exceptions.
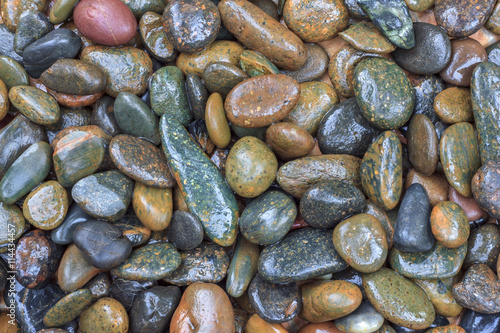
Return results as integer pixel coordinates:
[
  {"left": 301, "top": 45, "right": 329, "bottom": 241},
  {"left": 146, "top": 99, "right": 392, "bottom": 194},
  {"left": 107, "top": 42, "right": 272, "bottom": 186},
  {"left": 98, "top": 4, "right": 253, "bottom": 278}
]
[
  {"left": 0, "top": 24, "right": 23, "bottom": 63},
  {"left": 434, "top": 87, "right": 474, "bottom": 124},
  {"left": 406, "top": 170, "right": 449, "bottom": 207},
  {"left": 472, "top": 159, "right": 500, "bottom": 219},
  {"left": 430, "top": 201, "right": 469, "bottom": 248},
  {"left": 205, "top": 92, "right": 231, "bottom": 148},
  {"left": 23, "top": 180, "right": 69, "bottom": 230},
  {"left": 334, "top": 301, "right": 385, "bottom": 333},
  {"left": 407, "top": 114, "right": 439, "bottom": 176},
  {"left": 203, "top": 62, "right": 248, "bottom": 97},
  {"left": 13, "top": 10, "right": 53, "bottom": 56},
  {"left": 57, "top": 244, "right": 101, "bottom": 292},
  {"left": 9, "top": 86, "right": 60, "bottom": 125},
  {"left": 79, "top": 298, "right": 129, "bottom": 333}
]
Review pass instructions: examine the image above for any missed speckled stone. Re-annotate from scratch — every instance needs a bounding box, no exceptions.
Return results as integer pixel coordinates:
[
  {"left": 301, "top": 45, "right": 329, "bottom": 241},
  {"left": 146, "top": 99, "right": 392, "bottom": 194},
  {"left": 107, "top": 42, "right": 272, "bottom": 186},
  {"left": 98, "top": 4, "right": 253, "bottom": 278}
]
[
  {"left": 15, "top": 229, "right": 63, "bottom": 289},
  {"left": 205, "top": 92, "right": 231, "bottom": 148},
  {"left": 452, "top": 264, "right": 500, "bottom": 313},
  {"left": 280, "top": 43, "right": 329, "bottom": 83},
  {"left": 363, "top": 268, "right": 435, "bottom": 330},
  {"left": 13, "top": 10, "right": 53, "bottom": 56},
  {"left": 186, "top": 73, "right": 209, "bottom": 120},
  {"left": 334, "top": 301, "right": 385, "bottom": 333},
  {"left": 258, "top": 228, "right": 348, "bottom": 283},
  {"left": 43, "top": 289, "right": 93, "bottom": 327},
  {"left": 340, "top": 21, "right": 395, "bottom": 54},
  {"left": 226, "top": 236, "right": 260, "bottom": 298},
  {"left": 139, "top": 12, "right": 176, "bottom": 62},
  {"left": 0, "top": 201, "right": 25, "bottom": 245},
  {"left": 440, "top": 38, "right": 487, "bottom": 87},
  {"left": 164, "top": 242, "right": 229, "bottom": 286},
  {"left": 203, "top": 62, "right": 248, "bottom": 96},
  {"left": 431, "top": 201, "right": 469, "bottom": 248},
  {"left": 80, "top": 46, "right": 153, "bottom": 97},
  {"left": 239, "top": 190, "right": 297, "bottom": 245},
  {"left": 412, "top": 75, "right": 445, "bottom": 124},
  {"left": 79, "top": 297, "right": 129, "bottom": 333},
  {"left": 9, "top": 85, "right": 60, "bottom": 125},
  {"left": 435, "top": 0, "right": 496, "bottom": 38},
  {"left": 464, "top": 224, "right": 500, "bottom": 270},
  {"left": 23, "top": 180, "right": 69, "bottom": 230},
  {"left": 265, "top": 122, "right": 315, "bottom": 160},
  {"left": 299, "top": 280, "right": 362, "bottom": 323},
  {"left": 353, "top": 57, "right": 414, "bottom": 130},
  {"left": 278, "top": 154, "right": 361, "bottom": 199},
  {"left": 472, "top": 159, "right": 500, "bottom": 219},
  {"left": 413, "top": 278, "right": 463, "bottom": 318},
  {"left": 240, "top": 49, "right": 279, "bottom": 77},
  {"left": 72, "top": 170, "right": 134, "bottom": 221},
  {"left": 0, "top": 24, "right": 24, "bottom": 63},
  {"left": 434, "top": 87, "right": 473, "bottom": 124},
  {"left": 439, "top": 122, "right": 481, "bottom": 197}
]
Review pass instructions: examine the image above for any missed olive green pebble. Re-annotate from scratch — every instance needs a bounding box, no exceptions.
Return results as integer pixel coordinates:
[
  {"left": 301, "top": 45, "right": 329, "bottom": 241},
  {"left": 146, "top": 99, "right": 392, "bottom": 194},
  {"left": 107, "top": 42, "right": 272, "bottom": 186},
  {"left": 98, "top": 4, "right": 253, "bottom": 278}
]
[
  {"left": 205, "top": 93, "right": 231, "bottom": 148},
  {"left": 43, "top": 288, "right": 93, "bottom": 327},
  {"left": 0, "top": 202, "right": 25, "bottom": 245},
  {"left": 9, "top": 86, "right": 60, "bottom": 125},
  {"left": 240, "top": 50, "right": 279, "bottom": 77},
  {"left": 0, "top": 55, "right": 29, "bottom": 90},
  {"left": 79, "top": 297, "right": 129, "bottom": 333}
]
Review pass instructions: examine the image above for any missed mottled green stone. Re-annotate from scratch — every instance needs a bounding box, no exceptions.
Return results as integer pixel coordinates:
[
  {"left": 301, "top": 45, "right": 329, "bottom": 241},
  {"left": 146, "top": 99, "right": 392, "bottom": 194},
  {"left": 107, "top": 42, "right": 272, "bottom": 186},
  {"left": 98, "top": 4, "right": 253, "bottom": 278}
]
[
  {"left": 240, "top": 50, "right": 279, "bottom": 77},
  {"left": 226, "top": 236, "right": 260, "bottom": 298},
  {"left": 14, "top": 10, "right": 53, "bottom": 55},
  {"left": 470, "top": 62, "right": 500, "bottom": 164},
  {"left": 202, "top": 62, "right": 248, "bottom": 96},
  {"left": 439, "top": 122, "right": 481, "bottom": 197},
  {"left": 0, "top": 56, "right": 29, "bottom": 90},
  {"left": 9, "top": 86, "right": 60, "bottom": 125},
  {"left": 339, "top": 21, "right": 396, "bottom": 54},
  {"left": 363, "top": 268, "right": 435, "bottom": 329},
  {"left": 258, "top": 228, "right": 348, "bottom": 283},
  {"left": 353, "top": 57, "right": 414, "bottom": 130},
  {"left": 390, "top": 243, "right": 467, "bottom": 279},
  {"left": 361, "top": 131, "right": 403, "bottom": 211},
  {"left": 150, "top": 66, "right": 192, "bottom": 126},
  {"left": 49, "top": 0, "right": 79, "bottom": 24},
  {"left": 412, "top": 278, "right": 463, "bottom": 318},
  {"left": 121, "top": 0, "right": 167, "bottom": 18},
  {"left": 0, "top": 202, "right": 25, "bottom": 245},
  {"left": 139, "top": 11, "right": 177, "bottom": 62},
  {"left": 111, "top": 243, "right": 181, "bottom": 281},
  {"left": 160, "top": 114, "right": 238, "bottom": 246},
  {"left": 0, "top": 141, "right": 52, "bottom": 204},
  {"left": 43, "top": 289, "right": 93, "bottom": 327}
]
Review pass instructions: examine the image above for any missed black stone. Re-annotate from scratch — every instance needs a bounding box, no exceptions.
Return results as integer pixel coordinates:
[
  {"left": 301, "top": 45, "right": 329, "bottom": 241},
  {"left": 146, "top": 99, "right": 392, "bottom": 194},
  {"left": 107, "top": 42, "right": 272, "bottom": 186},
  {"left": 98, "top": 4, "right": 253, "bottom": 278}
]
[
  {"left": 460, "top": 309, "right": 500, "bottom": 333},
  {"left": 412, "top": 75, "right": 445, "bottom": 124},
  {"left": 188, "top": 119, "right": 214, "bottom": 154},
  {"left": 23, "top": 28, "right": 81, "bottom": 78},
  {"left": 14, "top": 11, "right": 53, "bottom": 56},
  {"left": 165, "top": 211, "right": 204, "bottom": 251},
  {"left": 248, "top": 274, "right": 301, "bottom": 323},
  {"left": 114, "top": 212, "right": 151, "bottom": 247},
  {"left": 51, "top": 203, "right": 93, "bottom": 245},
  {"left": 130, "top": 286, "right": 182, "bottom": 333},
  {"left": 92, "top": 95, "right": 121, "bottom": 137},
  {"left": 317, "top": 98, "right": 381, "bottom": 157},
  {"left": 73, "top": 220, "right": 133, "bottom": 270},
  {"left": 464, "top": 224, "right": 500, "bottom": 270},
  {"left": 393, "top": 23, "right": 451, "bottom": 75},
  {"left": 0, "top": 24, "right": 24, "bottom": 63},
  {"left": 392, "top": 315, "right": 449, "bottom": 332},
  {"left": 110, "top": 278, "right": 157, "bottom": 311},
  {"left": 393, "top": 183, "right": 434, "bottom": 253},
  {"left": 84, "top": 272, "right": 111, "bottom": 300},
  {"left": 0, "top": 257, "right": 7, "bottom": 291}
]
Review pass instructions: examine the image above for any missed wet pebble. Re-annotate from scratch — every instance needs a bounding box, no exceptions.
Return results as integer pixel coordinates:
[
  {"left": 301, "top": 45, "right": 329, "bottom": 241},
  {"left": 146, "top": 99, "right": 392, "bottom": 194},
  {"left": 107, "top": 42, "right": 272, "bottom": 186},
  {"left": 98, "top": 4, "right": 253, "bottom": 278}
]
[
  {"left": 13, "top": 10, "right": 53, "bottom": 56},
  {"left": 132, "top": 183, "right": 173, "bottom": 232},
  {"left": 139, "top": 12, "right": 176, "bottom": 63},
  {"left": 464, "top": 224, "right": 500, "bottom": 269},
  {"left": 407, "top": 114, "right": 438, "bottom": 176},
  {"left": 79, "top": 297, "right": 129, "bottom": 333},
  {"left": 43, "top": 289, "right": 93, "bottom": 328},
  {"left": 334, "top": 301, "right": 384, "bottom": 333},
  {"left": 23, "top": 180, "right": 69, "bottom": 230},
  {"left": 203, "top": 62, "right": 248, "bottom": 96},
  {"left": 472, "top": 158, "right": 500, "bottom": 219},
  {"left": 430, "top": 201, "right": 469, "bottom": 248},
  {"left": 339, "top": 21, "right": 395, "bottom": 54},
  {"left": 434, "top": 87, "right": 473, "bottom": 124},
  {"left": 57, "top": 244, "right": 102, "bottom": 293},
  {"left": 280, "top": 43, "right": 329, "bottom": 83},
  {"left": 9, "top": 85, "right": 60, "bottom": 125}
]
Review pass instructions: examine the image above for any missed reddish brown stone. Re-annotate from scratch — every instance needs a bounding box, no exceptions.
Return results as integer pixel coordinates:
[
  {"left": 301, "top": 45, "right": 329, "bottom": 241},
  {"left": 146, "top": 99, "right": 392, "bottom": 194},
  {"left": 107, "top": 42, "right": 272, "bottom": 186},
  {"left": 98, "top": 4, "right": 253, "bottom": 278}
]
[
  {"left": 449, "top": 186, "right": 488, "bottom": 221},
  {"left": 265, "top": 122, "right": 315, "bottom": 160}
]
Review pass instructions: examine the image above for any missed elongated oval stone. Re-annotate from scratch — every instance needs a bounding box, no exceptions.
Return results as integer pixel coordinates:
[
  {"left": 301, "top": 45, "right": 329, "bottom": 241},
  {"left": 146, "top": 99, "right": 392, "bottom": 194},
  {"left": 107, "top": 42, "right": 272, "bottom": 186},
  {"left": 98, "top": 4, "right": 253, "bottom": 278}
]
[
  {"left": 80, "top": 45, "right": 152, "bottom": 97},
  {"left": 439, "top": 122, "right": 481, "bottom": 198},
  {"left": 363, "top": 268, "right": 435, "bottom": 330},
  {"left": 160, "top": 114, "right": 238, "bottom": 246},
  {"left": 206, "top": 92, "right": 231, "bottom": 148},
  {"left": 43, "top": 289, "right": 93, "bottom": 327},
  {"left": 9, "top": 86, "right": 60, "bottom": 125},
  {"left": 49, "top": 0, "right": 79, "bottom": 24},
  {"left": 23, "top": 180, "right": 69, "bottom": 230},
  {"left": 361, "top": 131, "right": 403, "bottom": 211},
  {"left": 258, "top": 228, "right": 348, "bottom": 283},
  {"left": 139, "top": 11, "right": 176, "bottom": 62},
  {"left": 0, "top": 55, "right": 29, "bottom": 90},
  {"left": 0, "top": 141, "right": 52, "bottom": 204},
  {"left": 219, "top": 0, "right": 306, "bottom": 70},
  {"left": 470, "top": 62, "right": 500, "bottom": 164},
  {"left": 265, "top": 122, "right": 315, "bottom": 160},
  {"left": 226, "top": 236, "right": 260, "bottom": 298},
  {"left": 407, "top": 114, "right": 438, "bottom": 176}
]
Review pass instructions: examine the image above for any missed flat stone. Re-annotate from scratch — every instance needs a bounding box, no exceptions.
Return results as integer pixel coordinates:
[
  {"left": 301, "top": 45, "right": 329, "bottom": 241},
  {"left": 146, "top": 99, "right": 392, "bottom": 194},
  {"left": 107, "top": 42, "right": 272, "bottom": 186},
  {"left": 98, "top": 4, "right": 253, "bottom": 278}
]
[{"left": 413, "top": 278, "right": 463, "bottom": 318}]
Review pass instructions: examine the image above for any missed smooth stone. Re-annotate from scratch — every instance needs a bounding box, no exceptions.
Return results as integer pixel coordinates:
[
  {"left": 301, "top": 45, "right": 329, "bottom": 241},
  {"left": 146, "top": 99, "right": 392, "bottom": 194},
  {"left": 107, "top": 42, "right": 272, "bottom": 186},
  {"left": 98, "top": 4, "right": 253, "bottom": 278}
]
[
  {"left": 203, "top": 62, "right": 248, "bottom": 97},
  {"left": 72, "top": 170, "right": 134, "bottom": 221},
  {"left": 79, "top": 297, "right": 129, "bottom": 333},
  {"left": 111, "top": 243, "right": 181, "bottom": 281},
  {"left": 413, "top": 278, "right": 463, "bottom": 318},
  {"left": 393, "top": 183, "right": 434, "bottom": 252},
  {"left": 74, "top": 0, "right": 136, "bottom": 46},
  {"left": 57, "top": 244, "right": 101, "bottom": 292},
  {"left": 80, "top": 46, "right": 153, "bottom": 97},
  {"left": 0, "top": 141, "right": 52, "bottom": 204},
  {"left": 283, "top": 0, "right": 347, "bottom": 42},
  {"left": 434, "top": 87, "right": 473, "bottom": 124},
  {"left": 363, "top": 200, "right": 394, "bottom": 249},
  {"left": 470, "top": 62, "right": 500, "bottom": 164},
  {"left": 440, "top": 38, "right": 487, "bottom": 87},
  {"left": 0, "top": 79, "right": 8, "bottom": 120},
  {"left": 15, "top": 229, "right": 63, "bottom": 289},
  {"left": 405, "top": 170, "right": 449, "bottom": 207},
  {"left": 0, "top": 0, "right": 47, "bottom": 31},
  {"left": 357, "top": 0, "right": 414, "bottom": 49},
  {"left": 265, "top": 122, "right": 315, "bottom": 160},
  {"left": 333, "top": 213, "right": 388, "bottom": 273},
  {"left": 486, "top": 1, "right": 500, "bottom": 34},
  {"left": 130, "top": 286, "right": 181, "bottom": 333},
  {"left": 405, "top": 0, "right": 433, "bottom": 11},
  {"left": 219, "top": 0, "right": 306, "bottom": 70},
  {"left": 0, "top": 24, "right": 24, "bottom": 63},
  {"left": 226, "top": 236, "right": 260, "bottom": 298},
  {"left": 53, "top": 130, "right": 105, "bottom": 187},
  {"left": 412, "top": 75, "right": 445, "bottom": 124},
  {"left": 430, "top": 201, "right": 469, "bottom": 248},
  {"left": 9, "top": 86, "right": 59, "bottom": 125},
  {"left": 363, "top": 268, "right": 435, "bottom": 330},
  {"left": 299, "top": 280, "right": 362, "bottom": 323},
  {"left": 90, "top": 95, "right": 121, "bottom": 136},
  {"left": 22, "top": 28, "right": 81, "bottom": 78},
  {"left": 407, "top": 114, "right": 438, "bottom": 176},
  {"left": 453, "top": 264, "right": 500, "bottom": 313},
  {"left": 239, "top": 190, "right": 297, "bottom": 245},
  {"left": 277, "top": 154, "right": 361, "bottom": 199},
  {"left": 331, "top": 267, "right": 366, "bottom": 300},
  {"left": 244, "top": 314, "right": 287, "bottom": 332},
  {"left": 460, "top": 309, "right": 500, "bottom": 333},
  {"left": 205, "top": 92, "right": 231, "bottom": 148},
  {"left": 472, "top": 159, "right": 500, "bottom": 219},
  {"left": 393, "top": 23, "right": 451, "bottom": 75},
  {"left": 334, "top": 301, "right": 384, "bottom": 333},
  {"left": 0, "top": 202, "right": 25, "bottom": 245},
  {"left": 121, "top": 0, "right": 167, "bottom": 18},
  {"left": 40, "top": 59, "right": 106, "bottom": 95},
  {"left": 464, "top": 224, "right": 500, "bottom": 269},
  {"left": 258, "top": 228, "right": 348, "bottom": 283},
  {"left": 226, "top": 136, "right": 278, "bottom": 198},
  {"left": 280, "top": 43, "right": 329, "bottom": 83},
  {"left": 23, "top": 180, "right": 69, "bottom": 230},
  {"left": 188, "top": 118, "right": 215, "bottom": 154},
  {"left": 114, "top": 213, "right": 151, "bottom": 247},
  {"left": 353, "top": 57, "right": 414, "bottom": 130},
  {"left": 13, "top": 10, "right": 53, "bottom": 56},
  {"left": 139, "top": 11, "right": 176, "bottom": 62},
  {"left": 84, "top": 272, "right": 110, "bottom": 300},
  {"left": 164, "top": 210, "right": 203, "bottom": 250},
  {"left": 317, "top": 97, "right": 380, "bottom": 157},
  {"left": 175, "top": 40, "right": 245, "bottom": 76},
  {"left": 284, "top": 81, "right": 338, "bottom": 136},
  {"left": 110, "top": 279, "right": 156, "bottom": 311},
  {"left": 339, "top": 21, "right": 395, "bottom": 54},
  {"left": 49, "top": 0, "right": 79, "bottom": 24},
  {"left": 487, "top": 41, "right": 500, "bottom": 65},
  {"left": 361, "top": 131, "right": 402, "bottom": 211},
  {"left": 132, "top": 183, "right": 172, "bottom": 232},
  {"left": 439, "top": 122, "right": 481, "bottom": 197},
  {"left": 240, "top": 49, "right": 279, "bottom": 77},
  {"left": 45, "top": 107, "right": 93, "bottom": 142},
  {"left": 186, "top": 73, "right": 209, "bottom": 120},
  {"left": 435, "top": 0, "right": 496, "bottom": 38},
  {"left": 170, "top": 283, "right": 235, "bottom": 333},
  {"left": 43, "top": 289, "right": 93, "bottom": 327},
  {"left": 390, "top": 243, "right": 467, "bottom": 279},
  {"left": 110, "top": 135, "right": 174, "bottom": 187},
  {"left": 300, "top": 180, "right": 365, "bottom": 229}
]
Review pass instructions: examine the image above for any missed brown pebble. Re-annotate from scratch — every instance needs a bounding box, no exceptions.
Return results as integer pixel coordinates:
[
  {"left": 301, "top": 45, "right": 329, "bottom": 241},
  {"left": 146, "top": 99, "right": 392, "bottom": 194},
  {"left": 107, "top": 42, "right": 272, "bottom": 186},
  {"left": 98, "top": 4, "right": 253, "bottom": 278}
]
[
  {"left": 265, "top": 122, "right": 315, "bottom": 160},
  {"left": 405, "top": 169, "right": 449, "bottom": 207},
  {"left": 449, "top": 186, "right": 488, "bottom": 221}
]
